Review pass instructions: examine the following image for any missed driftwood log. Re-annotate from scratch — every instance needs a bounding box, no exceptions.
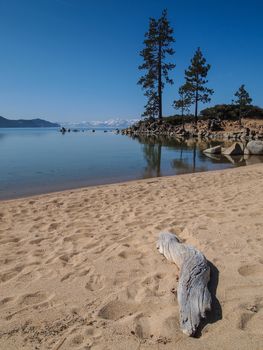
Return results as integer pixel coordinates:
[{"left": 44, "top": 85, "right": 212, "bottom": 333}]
[{"left": 157, "top": 232, "right": 211, "bottom": 336}]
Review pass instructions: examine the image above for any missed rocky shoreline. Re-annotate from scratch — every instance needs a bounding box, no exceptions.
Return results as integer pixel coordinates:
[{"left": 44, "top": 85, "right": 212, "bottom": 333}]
[
  {"left": 203, "top": 140, "right": 263, "bottom": 156},
  {"left": 121, "top": 118, "right": 263, "bottom": 142}
]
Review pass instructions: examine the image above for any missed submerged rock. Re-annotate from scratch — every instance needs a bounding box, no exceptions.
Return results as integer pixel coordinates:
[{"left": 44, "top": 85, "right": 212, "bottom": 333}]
[
  {"left": 203, "top": 153, "right": 222, "bottom": 161},
  {"left": 203, "top": 145, "right": 221, "bottom": 154},
  {"left": 224, "top": 154, "right": 245, "bottom": 165}
]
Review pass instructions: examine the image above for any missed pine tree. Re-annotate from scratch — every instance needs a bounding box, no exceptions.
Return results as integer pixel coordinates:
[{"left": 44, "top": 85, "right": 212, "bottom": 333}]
[
  {"left": 184, "top": 47, "right": 213, "bottom": 123},
  {"left": 173, "top": 83, "right": 192, "bottom": 128},
  {"left": 142, "top": 89, "right": 159, "bottom": 119},
  {"left": 138, "top": 9, "right": 175, "bottom": 119},
  {"left": 234, "top": 84, "right": 252, "bottom": 124}
]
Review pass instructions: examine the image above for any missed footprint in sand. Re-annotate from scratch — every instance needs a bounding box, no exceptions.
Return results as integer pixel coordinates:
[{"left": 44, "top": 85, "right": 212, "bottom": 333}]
[
  {"left": 69, "top": 334, "right": 85, "bottom": 346},
  {"left": 0, "top": 237, "right": 20, "bottom": 244},
  {"left": 237, "top": 300, "right": 263, "bottom": 335},
  {"left": 29, "top": 237, "right": 47, "bottom": 245},
  {"left": 126, "top": 283, "right": 140, "bottom": 300},
  {"left": 238, "top": 264, "right": 263, "bottom": 277},
  {"left": 66, "top": 326, "right": 102, "bottom": 349},
  {"left": 0, "top": 296, "right": 15, "bottom": 308},
  {"left": 85, "top": 273, "right": 105, "bottom": 291},
  {"left": 113, "top": 270, "right": 129, "bottom": 286},
  {"left": 98, "top": 300, "right": 137, "bottom": 321},
  {"left": 162, "top": 315, "right": 179, "bottom": 335},
  {"left": 118, "top": 248, "right": 142, "bottom": 260},
  {"left": 17, "top": 267, "right": 42, "bottom": 284},
  {"left": 48, "top": 222, "right": 59, "bottom": 232},
  {"left": 137, "top": 273, "right": 165, "bottom": 299},
  {"left": 85, "top": 325, "right": 102, "bottom": 339},
  {"left": 6, "top": 291, "right": 54, "bottom": 320},
  {"left": 0, "top": 265, "right": 24, "bottom": 283},
  {"left": 132, "top": 313, "right": 151, "bottom": 339},
  {"left": 60, "top": 272, "right": 75, "bottom": 282},
  {"left": 238, "top": 312, "right": 255, "bottom": 331},
  {"left": 18, "top": 291, "right": 49, "bottom": 306}
]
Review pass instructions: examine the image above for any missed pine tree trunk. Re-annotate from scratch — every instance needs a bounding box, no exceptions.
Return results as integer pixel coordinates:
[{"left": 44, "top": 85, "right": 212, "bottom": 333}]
[
  {"left": 239, "top": 107, "right": 242, "bottom": 126},
  {"left": 194, "top": 87, "right": 198, "bottom": 124},
  {"left": 158, "top": 44, "right": 162, "bottom": 120},
  {"left": 181, "top": 106, "right": 184, "bottom": 129}
]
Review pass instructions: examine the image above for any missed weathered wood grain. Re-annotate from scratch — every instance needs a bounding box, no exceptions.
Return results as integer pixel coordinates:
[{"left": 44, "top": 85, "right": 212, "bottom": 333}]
[{"left": 157, "top": 232, "right": 211, "bottom": 336}]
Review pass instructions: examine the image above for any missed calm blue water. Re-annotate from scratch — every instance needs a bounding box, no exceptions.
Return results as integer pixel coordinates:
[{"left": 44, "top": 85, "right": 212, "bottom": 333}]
[{"left": 0, "top": 128, "right": 261, "bottom": 199}]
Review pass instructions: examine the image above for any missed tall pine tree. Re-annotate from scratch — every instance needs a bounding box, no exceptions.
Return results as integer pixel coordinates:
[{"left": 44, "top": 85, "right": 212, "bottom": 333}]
[
  {"left": 184, "top": 48, "right": 213, "bottom": 123},
  {"left": 138, "top": 9, "right": 175, "bottom": 119},
  {"left": 234, "top": 84, "right": 252, "bottom": 125}
]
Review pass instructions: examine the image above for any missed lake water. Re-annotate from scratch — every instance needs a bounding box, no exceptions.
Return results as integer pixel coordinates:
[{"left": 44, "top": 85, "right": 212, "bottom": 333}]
[{"left": 0, "top": 128, "right": 262, "bottom": 199}]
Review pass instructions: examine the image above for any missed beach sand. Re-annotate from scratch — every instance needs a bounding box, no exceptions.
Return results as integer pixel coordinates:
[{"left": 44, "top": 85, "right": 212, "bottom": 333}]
[{"left": 0, "top": 164, "right": 263, "bottom": 349}]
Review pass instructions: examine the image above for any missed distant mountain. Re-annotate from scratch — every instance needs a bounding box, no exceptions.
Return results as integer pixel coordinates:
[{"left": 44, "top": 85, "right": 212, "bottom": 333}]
[
  {"left": 0, "top": 116, "right": 60, "bottom": 128},
  {"left": 61, "top": 118, "right": 139, "bottom": 129}
]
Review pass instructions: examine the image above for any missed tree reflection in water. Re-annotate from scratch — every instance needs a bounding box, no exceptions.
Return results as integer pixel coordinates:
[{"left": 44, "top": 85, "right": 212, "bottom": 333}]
[
  {"left": 132, "top": 135, "right": 163, "bottom": 178},
  {"left": 130, "top": 134, "right": 225, "bottom": 176}
]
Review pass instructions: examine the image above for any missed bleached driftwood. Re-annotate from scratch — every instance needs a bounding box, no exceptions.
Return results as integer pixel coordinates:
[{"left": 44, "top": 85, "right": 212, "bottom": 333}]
[{"left": 157, "top": 232, "right": 211, "bottom": 336}]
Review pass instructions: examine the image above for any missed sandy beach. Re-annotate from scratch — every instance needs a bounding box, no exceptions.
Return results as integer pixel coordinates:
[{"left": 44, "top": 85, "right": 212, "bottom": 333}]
[{"left": 0, "top": 164, "right": 263, "bottom": 350}]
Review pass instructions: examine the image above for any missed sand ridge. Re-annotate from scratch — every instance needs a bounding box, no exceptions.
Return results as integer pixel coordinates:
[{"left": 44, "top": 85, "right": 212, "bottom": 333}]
[{"left": 0, "top": 165, "right": 263, "bottom": 349}]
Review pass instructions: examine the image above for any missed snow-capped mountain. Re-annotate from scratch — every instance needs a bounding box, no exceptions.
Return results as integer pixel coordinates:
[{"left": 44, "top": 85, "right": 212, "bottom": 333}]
[{"left": 59, "top": 118, "right": 138, "bottom": 129}]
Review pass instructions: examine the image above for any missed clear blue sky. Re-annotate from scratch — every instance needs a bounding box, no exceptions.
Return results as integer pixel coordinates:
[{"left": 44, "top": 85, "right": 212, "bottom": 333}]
[{"left": 0, "top": 0, "right": 262, "bottom": 122}]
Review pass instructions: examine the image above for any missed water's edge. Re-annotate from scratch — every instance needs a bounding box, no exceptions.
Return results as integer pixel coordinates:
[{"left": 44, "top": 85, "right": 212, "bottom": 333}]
[{"left": 1, "top": 128, "right": 262, "bottom": 200}]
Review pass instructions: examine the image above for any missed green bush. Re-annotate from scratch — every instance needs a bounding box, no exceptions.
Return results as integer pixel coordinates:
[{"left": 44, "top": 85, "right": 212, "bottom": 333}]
[
  {"left": 164, "top": 114, "right": 195, "bottom": 126},
  {"left": 200, "top": 104, "right": 263, "bottom": 120}
]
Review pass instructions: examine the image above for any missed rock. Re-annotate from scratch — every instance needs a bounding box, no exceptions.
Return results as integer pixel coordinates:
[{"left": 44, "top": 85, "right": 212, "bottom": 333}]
[
  {"left": 224, "top": 154, "right": 244, "bottom": 165},
  {"left": 243, "top": 127, "right": 250, "bottom": 136},
  {"left": 178, "top": 128, "right": 186, "bottom": 135},
  {"left": 208, "top": 119, "right": 222, "bottom": 131},
  {"left": 203, "top": 145, "right": 221, "bottom": 154},
  {"left": 222, "top": 142, "right": 244, "bottom": 156},
  {"left": 204, "top": 153, "right": 222, "bottom": 161},
  {"left": 244, "top": 141, "right": 263, "bottom": 155}
]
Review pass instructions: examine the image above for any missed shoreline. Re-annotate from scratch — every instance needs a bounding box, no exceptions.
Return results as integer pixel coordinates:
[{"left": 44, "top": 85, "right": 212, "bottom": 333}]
[
  {"left": 2, "top": 152, "right": 263, "bottom": 201},
  {"left": 1, "top": 164, "right": 263, "bottom": 349},
  {"left": 0, "top": 162, "right": 252, "bottom": 203}
]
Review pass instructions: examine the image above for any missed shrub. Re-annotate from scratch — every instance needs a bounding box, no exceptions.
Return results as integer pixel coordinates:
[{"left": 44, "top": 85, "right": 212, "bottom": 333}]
[{"left": 200, "top": 104, "right": 263, "bottom": 120}]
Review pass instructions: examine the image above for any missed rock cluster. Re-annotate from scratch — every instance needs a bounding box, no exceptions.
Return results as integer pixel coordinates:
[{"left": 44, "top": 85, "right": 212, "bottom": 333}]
[
  {"left": 203, "top": 141, "right": 263, "bottom": 156},
  {"left": 122, "top": 118, "right": 263, "bottom": 142}
]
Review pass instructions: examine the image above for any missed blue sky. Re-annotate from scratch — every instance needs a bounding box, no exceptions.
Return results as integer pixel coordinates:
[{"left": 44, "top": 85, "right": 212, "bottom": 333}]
[{"left": 0, "top": 0, "right": 262, "bottom": 122}]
